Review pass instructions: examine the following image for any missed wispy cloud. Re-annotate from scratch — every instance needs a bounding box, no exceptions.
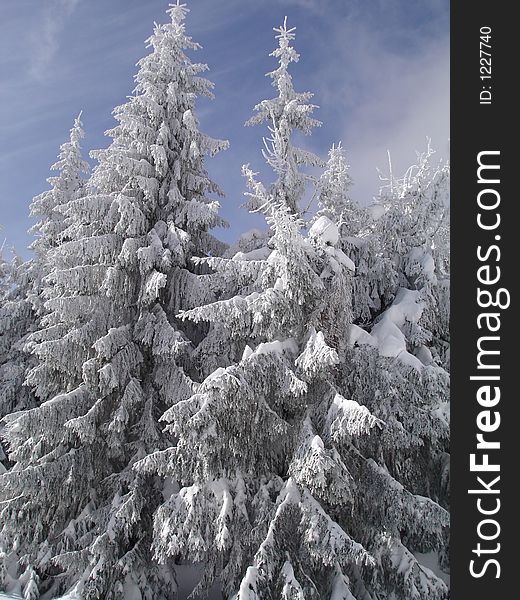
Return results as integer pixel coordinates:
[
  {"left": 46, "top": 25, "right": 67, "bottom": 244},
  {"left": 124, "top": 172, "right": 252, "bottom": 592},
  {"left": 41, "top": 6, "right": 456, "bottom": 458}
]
[
  {"left": 310, "top": 8, "right": 449, "bottom": 204},
  {"left": 345, "top": 44, "right": 449, "bottom": 205},
  {"left": 29, "top": 0, "right": 80, "bottom": 80},
  {"left": 277, "top": 0, "right": 324, "bottom": 11}
]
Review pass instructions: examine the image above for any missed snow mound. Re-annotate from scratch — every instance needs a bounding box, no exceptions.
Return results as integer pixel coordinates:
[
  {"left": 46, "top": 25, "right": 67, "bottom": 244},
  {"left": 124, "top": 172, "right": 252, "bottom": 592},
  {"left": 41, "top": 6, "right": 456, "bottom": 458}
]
[
  {"left": 309, "top": 216, "right": 339, "bottom": 246},
  {"left": 413, "top": 551, "right": 450, "bottom": 586},
  {"left": 252, "top": 338, "right": 298, "bottom": 357},
  {"left": 348, "top": 288, "right": 426, "bottom": 370},
  {"left": 232, "top": 246, "right": 271, "bottom": 261},
  {"left": 367, "top": 203, "right": 386, "bottom": 220}
]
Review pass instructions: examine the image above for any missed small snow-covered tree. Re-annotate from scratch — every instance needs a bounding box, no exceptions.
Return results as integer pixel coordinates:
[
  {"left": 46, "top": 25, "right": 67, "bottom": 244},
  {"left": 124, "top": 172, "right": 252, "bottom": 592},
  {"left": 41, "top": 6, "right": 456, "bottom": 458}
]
[
  {"left": 29, "top": 113, "right": 89, "bottom": 268},
  {"left": 313, "top": 143, "right": 360, "bottom": 234},
  {"left": 22, "top": 114, "right": 89, "bottom": 402},
  {"left": 0, "top": 3, "right": 227, "bottom": 598},
  {"left": 0, "top": 120, "right": 89, "bottom": 498},
  {"left": 309, "top": 141, "right": 400, "bottom": 329}
]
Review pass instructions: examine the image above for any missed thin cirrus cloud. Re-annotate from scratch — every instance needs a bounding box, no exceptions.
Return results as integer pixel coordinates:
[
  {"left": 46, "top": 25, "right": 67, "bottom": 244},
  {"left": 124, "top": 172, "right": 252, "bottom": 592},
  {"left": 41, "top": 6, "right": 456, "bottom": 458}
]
[
  {"left": 29, "top": 0, "right": 81, "bottom": 80},
  {"left": 278, "top": 0, "right": 324, "bottom": 11}
]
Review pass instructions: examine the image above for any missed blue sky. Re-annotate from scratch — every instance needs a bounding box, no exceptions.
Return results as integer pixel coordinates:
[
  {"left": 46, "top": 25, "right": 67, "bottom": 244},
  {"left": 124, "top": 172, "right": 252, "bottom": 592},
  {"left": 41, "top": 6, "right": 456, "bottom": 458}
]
[{"left": 0, "top": 0, "right": 449, "bottom": 255}]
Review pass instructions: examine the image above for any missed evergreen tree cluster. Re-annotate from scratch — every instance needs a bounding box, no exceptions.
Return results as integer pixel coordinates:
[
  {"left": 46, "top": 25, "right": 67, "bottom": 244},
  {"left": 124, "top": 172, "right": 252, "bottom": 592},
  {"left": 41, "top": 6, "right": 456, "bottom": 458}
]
[{"left": 0, "top": 4, "right": 449, "bottom": 599}]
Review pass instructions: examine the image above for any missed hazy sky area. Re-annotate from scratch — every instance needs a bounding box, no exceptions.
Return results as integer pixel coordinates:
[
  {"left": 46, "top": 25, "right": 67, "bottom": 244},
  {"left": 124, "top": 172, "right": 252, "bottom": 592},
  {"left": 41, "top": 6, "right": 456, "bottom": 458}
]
[{"left": 0, "top": 0, "right": 449, "bottom": 255}]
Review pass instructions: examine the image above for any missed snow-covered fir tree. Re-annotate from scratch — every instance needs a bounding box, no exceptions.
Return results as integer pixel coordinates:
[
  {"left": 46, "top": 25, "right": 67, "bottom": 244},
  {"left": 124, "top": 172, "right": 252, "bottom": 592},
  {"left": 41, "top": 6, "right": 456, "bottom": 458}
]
[
  {"left": 2, "top": 116, "right": 88, "bottom": 507},
  {"left": 374, "top": 145, "right": 450, "bottom": 370},
  {"left": 336, "top": 145, "right": 451, "bottom": 589},
  {"left": 21, "top": 114, "right": 90, "bottom": 403},
  {"left": 313, "top": 148, "right": 394, "bottom": 329},
  {"left": 29, "top": 113, "right": 90, "bottom": 276},
  {"left": 0, "top": 116, "right": 89, "bottom": 595},
  {"left": 0, "top": 3, "right": 227, "bottom": 598},
  {"left": 137, "top": 22, "right": 449, "bottom": 600},
  {"left": 313, "top": 143, "right": 355, "bottom": 229}
]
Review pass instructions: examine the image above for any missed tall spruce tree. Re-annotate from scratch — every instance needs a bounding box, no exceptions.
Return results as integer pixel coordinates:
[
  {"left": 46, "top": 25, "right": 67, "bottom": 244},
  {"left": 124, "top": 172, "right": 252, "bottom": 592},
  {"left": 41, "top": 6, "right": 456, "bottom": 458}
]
[
  {"left": 138, "top": 22, "right": 449, "bottom": 600},
  {"left": 0, "top": 3, "right": 227, "bottom": 598}
]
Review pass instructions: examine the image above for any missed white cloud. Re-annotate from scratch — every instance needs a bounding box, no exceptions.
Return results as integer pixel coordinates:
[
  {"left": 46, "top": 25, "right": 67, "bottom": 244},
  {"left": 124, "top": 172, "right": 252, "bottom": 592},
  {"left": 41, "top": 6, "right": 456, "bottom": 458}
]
[
  {"left": 313, "top": 14, "right": 449, "bottom": 204},
  {"left": 278, "top": 0, "right": 322, "bottom": 8},
  {"left": 275, "top": 0, "right": 328, "bottom": 18},
  {"left": 29, "top": 0, "right": 80, "bottom": 80},
  {"left": 346, "top": 44, "right": 449, "bottom": 204}
]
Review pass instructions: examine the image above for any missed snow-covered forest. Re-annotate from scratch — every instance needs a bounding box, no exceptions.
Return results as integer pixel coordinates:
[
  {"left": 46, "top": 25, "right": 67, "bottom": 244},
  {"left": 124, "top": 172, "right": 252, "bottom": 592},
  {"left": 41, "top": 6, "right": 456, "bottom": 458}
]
[{"left": 0, "top": 3, "right": 449, "bottom": 599}]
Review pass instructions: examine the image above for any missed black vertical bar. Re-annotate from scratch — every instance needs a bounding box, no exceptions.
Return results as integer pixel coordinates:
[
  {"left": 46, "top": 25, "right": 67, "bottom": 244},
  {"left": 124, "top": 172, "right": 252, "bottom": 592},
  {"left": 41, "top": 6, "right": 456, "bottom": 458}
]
[{"left": 451, "top": 2, "right": 513, "bottom": 598}]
